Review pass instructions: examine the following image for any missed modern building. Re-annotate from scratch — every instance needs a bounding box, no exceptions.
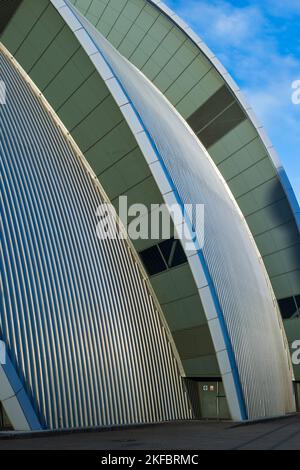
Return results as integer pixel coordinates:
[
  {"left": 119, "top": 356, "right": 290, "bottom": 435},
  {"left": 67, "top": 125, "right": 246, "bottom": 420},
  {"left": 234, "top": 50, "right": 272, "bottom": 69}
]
[{"left": 0, "top": 0, "right": 299, "bottom": 431}]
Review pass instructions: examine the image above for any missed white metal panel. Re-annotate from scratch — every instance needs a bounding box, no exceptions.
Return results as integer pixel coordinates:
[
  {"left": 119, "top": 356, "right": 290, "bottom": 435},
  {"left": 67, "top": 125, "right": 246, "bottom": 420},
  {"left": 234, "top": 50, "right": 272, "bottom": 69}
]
[
  {"left": 67, "top": 5, "right": 295, "bottom": 420},
  {"left": 0, "top": 47, "right": 191, "bottom": 429}
]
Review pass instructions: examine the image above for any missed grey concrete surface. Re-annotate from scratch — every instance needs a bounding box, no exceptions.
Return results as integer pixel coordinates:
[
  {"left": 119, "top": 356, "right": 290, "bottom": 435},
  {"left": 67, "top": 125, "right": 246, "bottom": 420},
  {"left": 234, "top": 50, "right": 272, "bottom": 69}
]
[{"left": 0, "top": 415, "right": 300, "bottom": 450}]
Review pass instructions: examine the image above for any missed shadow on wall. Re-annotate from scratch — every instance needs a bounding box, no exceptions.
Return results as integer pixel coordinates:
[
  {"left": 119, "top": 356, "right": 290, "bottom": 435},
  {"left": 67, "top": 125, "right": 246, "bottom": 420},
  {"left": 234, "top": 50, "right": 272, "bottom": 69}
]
[{"left": 0, "top": 0, "right": 22, "bottom": 34}]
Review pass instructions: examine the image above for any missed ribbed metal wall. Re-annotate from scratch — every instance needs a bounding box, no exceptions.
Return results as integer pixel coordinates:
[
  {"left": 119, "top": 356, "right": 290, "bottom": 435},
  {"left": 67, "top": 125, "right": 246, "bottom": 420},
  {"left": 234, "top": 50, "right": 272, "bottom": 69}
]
[
  {"left": 81, "top": 19, "right": 296, "bottom": 420},
  {"left": 0, "top": 50, "right": 192, "bottom": 429}
]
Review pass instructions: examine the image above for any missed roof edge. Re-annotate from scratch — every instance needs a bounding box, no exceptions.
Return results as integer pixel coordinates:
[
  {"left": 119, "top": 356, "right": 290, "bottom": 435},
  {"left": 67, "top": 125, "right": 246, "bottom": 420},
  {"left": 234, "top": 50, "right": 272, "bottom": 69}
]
[
  {"left": 55, "top": 0, "right": 248, "bottom": 421},
  {"left": 148, "top": 0, "right": 300, "bottom": 232}
]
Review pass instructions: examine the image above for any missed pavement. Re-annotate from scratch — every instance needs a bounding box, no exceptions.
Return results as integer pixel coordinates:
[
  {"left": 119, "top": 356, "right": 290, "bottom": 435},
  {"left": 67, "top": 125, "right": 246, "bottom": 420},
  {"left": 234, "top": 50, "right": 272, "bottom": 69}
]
[{"left": 0, "top": 415, "right": 300, "bottom": 450}]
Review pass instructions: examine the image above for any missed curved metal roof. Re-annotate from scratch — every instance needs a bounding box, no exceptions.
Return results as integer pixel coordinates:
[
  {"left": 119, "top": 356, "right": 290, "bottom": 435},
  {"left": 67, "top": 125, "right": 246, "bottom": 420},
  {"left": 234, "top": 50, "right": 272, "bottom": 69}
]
[
  {"left": 0, "top": 0, "right": 297, "bottom": 421},
  {"left": 149, "top": 0, "right": 300, "bottom": 228},
  {"left": 0, "top": 41, "right": 191, "bottom": 430},
  {"left": 66, "top": 0, "right": 300, "bottom": 303}
]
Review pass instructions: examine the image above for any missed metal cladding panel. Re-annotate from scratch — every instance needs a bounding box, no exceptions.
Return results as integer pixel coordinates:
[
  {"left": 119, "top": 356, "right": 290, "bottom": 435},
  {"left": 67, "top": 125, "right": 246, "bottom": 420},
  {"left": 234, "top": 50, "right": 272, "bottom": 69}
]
[
  {"left": 66, "top": 0, "right": 299, "bottom": 303},
  {"left": 72, "top": 11, "right": 296, "bottom": 420},
  {"left": 0, "top": 49, "right": 191, "bottom": 429}
]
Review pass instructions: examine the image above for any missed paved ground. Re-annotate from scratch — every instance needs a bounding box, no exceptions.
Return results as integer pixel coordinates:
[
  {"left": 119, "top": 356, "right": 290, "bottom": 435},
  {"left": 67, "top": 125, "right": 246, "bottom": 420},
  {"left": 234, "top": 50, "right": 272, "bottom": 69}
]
[{"left": 0, "top": 415, "right": 300, "bottom": 450}]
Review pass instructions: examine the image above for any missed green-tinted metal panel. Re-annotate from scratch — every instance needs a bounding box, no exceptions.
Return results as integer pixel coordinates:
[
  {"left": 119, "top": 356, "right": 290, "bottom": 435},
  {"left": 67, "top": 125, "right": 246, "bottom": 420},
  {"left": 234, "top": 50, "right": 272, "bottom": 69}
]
[
  {"left": 197, "top": 380, "right": 230, "bottom": 420},
  {"left": 111, "top": 176, "right": 163, "bottom": 218},
  {"left": 30, "top": 26, "right": 79, "bottom": 90},
  {"left": 165, "top": 55, "right": 212, "bottom": 105},
  {"left": 229, "top": 158, "right": 277, "bottom": 199},
  {"left": 99, "top": 147, "right": 151, "bottom": 200},
  {"left": 209, "top": 120, "right": 258, "bottom": 165},
  {"left": 264, "top": 246, "right": 300, "bottom": 278},
  {"left": 107, "top": 0, "right": 145, "bottom": 48},
  {"left": 218, "top": 382, "right": 231, "bottom": 420},
  {"left": 255, "top": 221, "right": 300, "bottom": 257},
  {"left": 199, "top": 103, "right": 247, "bottom": 148},
  {"left": 272, "top": 271, "right": 300, "bottom": 299},
  {"left": 57, "top": 72, "right": 110, "bottom": 131},
  {"left": 173, "top": 325, "right": 215, "bottom": 361},
  {"left": 247, "top": 199, "right": 294, "bottom": 236},
  {"left": 187, "top": 85, "right": 235, "bottom": 133},
  {"left": 0, "top": 0, "right": 22, "bottom": 35},
  {"left": 151, "top": 264, "right": 198, "bottom": 305},
  {"left": 153, "top": 40, "right": 199, "bottom": 93},
  {"left": 183, "top": 355, "right": 220, "bottom": 377},
  {"left": 86, "top": 121, "right": 138, "bottom": 174},
  {"left": 71, "top": 95, "right": 123, "bottom": 151},
  {"left": 14, "top": 4, "right": 65, "bottom": 71},
  {"left": 218, "top": 137, "right": 267, "bottom": 181},
  {"left": 74, "top": 0, "right": 100, "bottom": 14},
  {"left": 94, "top": 0, "right": 128, "bottom": 37},
  {"left": 139, "top": 24, "right": 183, "bottom": 72},
  {"left": 296, "top": 383, "right": 300, "bottom": 411},
  {"left": 237, "top": 178, "right": 285, "bottom": 217},
  {"left": 1, "top": 0, "right": 49, "bottom": 53},
  {"left": 43, "top": 48, "right": 95, "bottom": 109},
  {"left": 176, "top": 69, "right": 223, "bottom": 119},
  {"left": 81, "top": 0, "right": 109, "bottom": 26},
  {"left": 163, "top": 294, "right": 207, "bottom": 331},
  {"left": 118, "top": 4, "right": 160, "bottom": 58}
]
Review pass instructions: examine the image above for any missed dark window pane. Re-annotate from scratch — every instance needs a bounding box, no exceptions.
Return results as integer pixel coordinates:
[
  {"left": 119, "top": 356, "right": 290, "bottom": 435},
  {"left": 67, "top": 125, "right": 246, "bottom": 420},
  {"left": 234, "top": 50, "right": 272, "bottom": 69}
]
[
  {"left": 295, "top": 295, "right": 300, "bottom": 310},
  {"left": 0, "top": 0, "right": 22, "bottom": 34},
  {"left": 159, "top": 238, "right": 187, "bottom": 268},
  {"left": 198, "top": 103, "right": 247, "bottom": 148},
  {"left": 139, "top": 246, "right": 167, "bottom": 276},
  {"left": 187, "top": 85, "right": 235, "bottom": 133},
  {"left": 278, "top": 297, "right": 297, "bottom": 320}
]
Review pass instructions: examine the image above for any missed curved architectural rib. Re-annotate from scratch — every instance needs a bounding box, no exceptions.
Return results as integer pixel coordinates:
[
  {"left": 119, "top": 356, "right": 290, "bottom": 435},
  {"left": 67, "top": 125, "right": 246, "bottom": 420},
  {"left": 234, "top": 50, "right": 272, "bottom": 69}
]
[
  {"left": 148, "top": 0, "right": 300, "bottom": 232},
  {"left": 67, "top": 0, "right": 299, "bottom": 316},
  {"left": 0, "top": 351, "right": 42, "bottom": 431},
  {"left": 62, "top": 0, "right": 295, "bottom": 420},
  {"left": 0, "top": 44, "right": 191, "bottom": 429},
  {"left": 0, "top": 0, "right": 297, "bottom": 427}
]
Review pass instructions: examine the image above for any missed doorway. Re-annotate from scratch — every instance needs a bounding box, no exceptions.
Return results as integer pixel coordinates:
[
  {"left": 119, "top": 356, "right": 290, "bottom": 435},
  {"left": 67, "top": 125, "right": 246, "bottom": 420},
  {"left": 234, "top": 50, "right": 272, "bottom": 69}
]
[{"left": 185, "top": 378, "right": 230, "bottom": 420}]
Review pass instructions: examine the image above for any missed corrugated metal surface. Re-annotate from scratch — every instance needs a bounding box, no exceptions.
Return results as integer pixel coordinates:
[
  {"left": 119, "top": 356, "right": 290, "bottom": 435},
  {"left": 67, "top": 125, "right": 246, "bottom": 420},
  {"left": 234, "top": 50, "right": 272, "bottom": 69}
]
[
  {"left": 73, "top": 11, "right": 296, "bottom": 420},
  {"left": 66, "top": 0, "right": 299, "bottom": 305},
  {"left": 0, "top": 48, "right": 192, "bottom": 429}
]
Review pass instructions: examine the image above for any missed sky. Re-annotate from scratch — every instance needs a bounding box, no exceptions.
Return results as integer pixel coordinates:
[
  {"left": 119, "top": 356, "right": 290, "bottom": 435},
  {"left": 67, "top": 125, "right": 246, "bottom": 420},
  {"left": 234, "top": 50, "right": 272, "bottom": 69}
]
[{"left": 165, "top": 0, "right": 300, "bottom": 203}]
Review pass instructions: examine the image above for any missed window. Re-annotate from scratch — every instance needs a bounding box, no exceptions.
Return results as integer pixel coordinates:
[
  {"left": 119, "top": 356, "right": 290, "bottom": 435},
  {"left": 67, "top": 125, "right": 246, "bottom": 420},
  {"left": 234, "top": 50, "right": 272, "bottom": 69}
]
[
  {"left": 139, "top": 245, "right": 167, "bottom": 276},
  {"left": 139, "top": 238, "right": 187, "bottom": 277},
  {"left": 159, "top": 238, "right": 187, "bottom": 269},
  {"left": 278, "top": 296, "right": 300, "bottom": 320}
]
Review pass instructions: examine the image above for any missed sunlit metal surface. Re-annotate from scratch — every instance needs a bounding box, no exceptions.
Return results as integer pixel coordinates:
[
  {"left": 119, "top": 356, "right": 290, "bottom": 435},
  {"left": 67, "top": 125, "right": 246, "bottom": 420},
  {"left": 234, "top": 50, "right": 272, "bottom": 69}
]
[
  {"left": 66, "top": 2, "right": 295, "bottom": 420},
  {"left": 0, "top": 48, "right": 191, "bottom": 429}
]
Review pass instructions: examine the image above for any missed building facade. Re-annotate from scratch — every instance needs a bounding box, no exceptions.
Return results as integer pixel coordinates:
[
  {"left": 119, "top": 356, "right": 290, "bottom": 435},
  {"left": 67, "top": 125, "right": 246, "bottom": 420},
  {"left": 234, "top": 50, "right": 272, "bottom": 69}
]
[{"left": 0, "top": 0, "right": 299, "bottom": 430}]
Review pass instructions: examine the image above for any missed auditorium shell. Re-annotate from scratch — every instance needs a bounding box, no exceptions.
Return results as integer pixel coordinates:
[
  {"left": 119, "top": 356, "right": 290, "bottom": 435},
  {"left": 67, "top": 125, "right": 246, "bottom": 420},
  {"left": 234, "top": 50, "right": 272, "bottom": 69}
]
[{"left": 0, "top": 0, "right": 299, "bottom": 431}]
